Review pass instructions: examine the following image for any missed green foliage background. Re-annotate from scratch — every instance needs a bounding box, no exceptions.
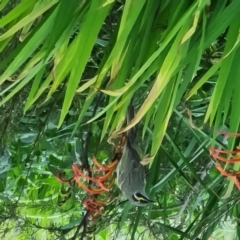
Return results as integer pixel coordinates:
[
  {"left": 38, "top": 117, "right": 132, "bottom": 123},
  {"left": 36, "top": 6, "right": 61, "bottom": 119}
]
[{"left": 1, "top": 0, "right": 240, "bottom": 239}]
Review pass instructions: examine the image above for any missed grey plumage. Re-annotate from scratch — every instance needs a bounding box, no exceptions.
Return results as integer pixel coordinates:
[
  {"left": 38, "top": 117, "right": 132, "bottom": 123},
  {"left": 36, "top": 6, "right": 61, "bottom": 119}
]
[{"left": 116, "top": 102, "right": 153, "bottom": 206}]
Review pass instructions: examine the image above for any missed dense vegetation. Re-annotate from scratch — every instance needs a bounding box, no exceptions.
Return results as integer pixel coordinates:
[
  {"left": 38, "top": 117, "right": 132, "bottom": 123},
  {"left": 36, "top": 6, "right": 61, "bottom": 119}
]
[{"left": 1, "top": 0, "right": 240, "bottom": 239}]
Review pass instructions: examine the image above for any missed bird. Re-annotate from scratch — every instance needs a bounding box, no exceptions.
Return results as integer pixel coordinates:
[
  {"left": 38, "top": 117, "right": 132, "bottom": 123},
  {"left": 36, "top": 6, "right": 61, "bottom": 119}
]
[{"left": 116, "top": 101, "right": 154, "bottom": 206}]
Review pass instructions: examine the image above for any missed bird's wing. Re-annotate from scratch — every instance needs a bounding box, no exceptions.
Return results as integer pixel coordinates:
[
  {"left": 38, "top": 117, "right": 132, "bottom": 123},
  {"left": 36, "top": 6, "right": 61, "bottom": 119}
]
[
  {"left": 130, "top": 155, "right": 145, "bottom": 184},
  {"left": 117, "top": 145, "right": 145, "bottom": 188}
]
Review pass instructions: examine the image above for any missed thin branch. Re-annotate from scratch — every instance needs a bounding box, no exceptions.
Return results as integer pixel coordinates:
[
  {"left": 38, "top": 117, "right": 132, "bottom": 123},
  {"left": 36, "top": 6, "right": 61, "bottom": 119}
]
[
  {"left": 71, "top": 81, "right": 107, "bottom": 239},
  {"left": 71, "top": 210, "right": 90, "bottom": 240}
]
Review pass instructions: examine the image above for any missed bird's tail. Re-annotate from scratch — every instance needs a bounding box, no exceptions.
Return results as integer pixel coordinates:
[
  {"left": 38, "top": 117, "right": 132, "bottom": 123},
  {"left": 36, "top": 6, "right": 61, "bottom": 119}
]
[{"left": 126, "top": 99, "right": 136, "bottom": 142}]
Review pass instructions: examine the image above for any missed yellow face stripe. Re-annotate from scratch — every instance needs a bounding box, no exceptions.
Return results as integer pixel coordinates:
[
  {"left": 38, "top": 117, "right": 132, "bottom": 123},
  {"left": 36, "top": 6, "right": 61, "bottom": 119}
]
[
  {"left": 134, "top": 193, "right": 150, "bottom": 203},
  {"left": 135, "top": 196, "right": 145, "bottom": 201}
]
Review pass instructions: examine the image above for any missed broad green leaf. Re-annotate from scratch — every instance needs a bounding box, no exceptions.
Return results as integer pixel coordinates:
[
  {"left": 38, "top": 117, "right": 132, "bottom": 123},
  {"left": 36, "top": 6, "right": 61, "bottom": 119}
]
[
  {"left": 58, "top": 0, "right": 114, "bottom": 127},
  {"left": 0, "top": 0, "right": 59, "bottom": 40},
  {"left": 0, "top": 6, "right": 58, "bottom": 84}
]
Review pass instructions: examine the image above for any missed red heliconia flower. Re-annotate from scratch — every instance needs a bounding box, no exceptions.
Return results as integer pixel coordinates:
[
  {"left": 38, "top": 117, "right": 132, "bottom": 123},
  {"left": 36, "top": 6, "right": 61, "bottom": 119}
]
[
  {"left": 56, "top": 134, "right": 125, "bottom": 218},
  {"left": 209, "top": 131, "right": 240, "bottom": 189},
  {"left": 83, "top": 195, "right": 109, "bottom": 217}
]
